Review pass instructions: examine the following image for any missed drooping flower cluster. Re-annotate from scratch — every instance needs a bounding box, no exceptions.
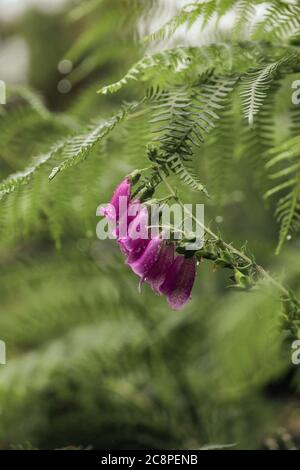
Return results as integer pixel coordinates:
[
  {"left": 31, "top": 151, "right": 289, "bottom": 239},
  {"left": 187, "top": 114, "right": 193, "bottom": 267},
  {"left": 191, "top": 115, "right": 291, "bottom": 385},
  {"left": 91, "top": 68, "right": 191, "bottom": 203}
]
[{"left": 100, "top": 177, "right": 197, "bottom": 310}]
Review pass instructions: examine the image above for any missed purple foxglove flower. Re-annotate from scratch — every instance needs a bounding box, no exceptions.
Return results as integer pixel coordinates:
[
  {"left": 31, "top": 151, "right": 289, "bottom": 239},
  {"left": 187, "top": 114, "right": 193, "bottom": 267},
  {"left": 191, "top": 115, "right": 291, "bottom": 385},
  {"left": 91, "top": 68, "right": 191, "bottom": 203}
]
[
  {"left": 160, "top": 256, "right": 196, "bottom": 310},
  {"left": 143, "top": 243, "right": 175, "bottom": 293},
  {"left": 100, "top": 178, "right": 131, "bottom": 224},
  {"left": 128, "top": 236, "right": 162, "bottom": 278}
]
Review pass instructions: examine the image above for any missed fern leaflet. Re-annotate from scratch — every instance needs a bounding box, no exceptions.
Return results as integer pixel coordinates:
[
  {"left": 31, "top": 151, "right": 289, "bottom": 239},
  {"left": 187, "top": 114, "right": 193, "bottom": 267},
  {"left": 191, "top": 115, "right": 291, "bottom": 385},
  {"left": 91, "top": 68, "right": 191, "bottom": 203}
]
[
  {"left": 265, "top": 135, "right": 300, "bottom": 253},
  {"left": 49, "top": 100, "right": 143, "bottom": 179},
  {"left": 167, "top": 154, "right": 209, "bottom": 195}
]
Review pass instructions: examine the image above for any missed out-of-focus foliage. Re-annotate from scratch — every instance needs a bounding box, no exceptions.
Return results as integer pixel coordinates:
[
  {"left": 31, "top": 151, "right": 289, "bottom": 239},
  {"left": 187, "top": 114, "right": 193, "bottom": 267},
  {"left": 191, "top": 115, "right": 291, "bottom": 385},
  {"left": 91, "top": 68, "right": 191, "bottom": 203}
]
[{"left": 0, "top": 0, "right": 300, "bottom": 450}]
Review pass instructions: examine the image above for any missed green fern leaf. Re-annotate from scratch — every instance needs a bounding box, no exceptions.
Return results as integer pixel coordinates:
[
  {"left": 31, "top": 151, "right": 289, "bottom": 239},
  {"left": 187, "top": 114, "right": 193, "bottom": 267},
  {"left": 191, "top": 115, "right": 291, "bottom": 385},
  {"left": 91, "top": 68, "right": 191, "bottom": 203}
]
[
  {"left": 240, "top": 61, "right": 282, "bottom": 125},
  {"left": 150, "top": 75, "right": 238, "bottom": 163},
  {"left": 167, "top": 154, "right": 209, "bottom": 195},
  {"left": 143, "top": 2, "right": 204, "bottom": 44},
  {"left": 265, "top": 135, "right": 300, "bottom": 253},
  {"left": 0, "top": 142, "right": 66, "bottom": 200},
  {"left": 98, "top": 48, "right": 196, "bottom": 95},
  {"left": 233, "top": 0, "right": 257, "bottom": 38},
  {"left": 253, "top": 2, "right": 300, "bottom": 42},
  {"left": 8, "top": 86, "right": 50, "bottom": 120},
  {"left": 49, "top": 100, "right": 143, "bottom": 179}
]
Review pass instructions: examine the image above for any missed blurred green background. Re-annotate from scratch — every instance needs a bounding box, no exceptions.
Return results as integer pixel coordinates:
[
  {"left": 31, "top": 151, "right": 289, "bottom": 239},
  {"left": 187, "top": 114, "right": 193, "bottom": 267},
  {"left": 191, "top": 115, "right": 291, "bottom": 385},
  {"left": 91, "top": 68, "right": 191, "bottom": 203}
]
[{"left": 0, "top": 0, "right": 300, "bottom": 450}]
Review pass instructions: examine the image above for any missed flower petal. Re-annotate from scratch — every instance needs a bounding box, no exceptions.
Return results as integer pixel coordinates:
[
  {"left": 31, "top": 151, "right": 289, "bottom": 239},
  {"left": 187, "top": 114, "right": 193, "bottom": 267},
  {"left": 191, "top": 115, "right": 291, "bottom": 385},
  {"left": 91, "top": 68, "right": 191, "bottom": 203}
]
[
  {"left": 101, "top": 178, "right": 131, "bottom": 224},
  {"left": 144, "top": 243, "right": 175, "bottom": 293},
  {"left": 160, "top": 256, "right": 196, "bottom": 310},
  {"left": 124, "top": 238, "right": 149, "bottom": 261},
  {"left": 111, "top": 178, "right": 131, "bottom": 216},
  {"left": 128, "top": 237, "right": 162, "bottom": 278}
]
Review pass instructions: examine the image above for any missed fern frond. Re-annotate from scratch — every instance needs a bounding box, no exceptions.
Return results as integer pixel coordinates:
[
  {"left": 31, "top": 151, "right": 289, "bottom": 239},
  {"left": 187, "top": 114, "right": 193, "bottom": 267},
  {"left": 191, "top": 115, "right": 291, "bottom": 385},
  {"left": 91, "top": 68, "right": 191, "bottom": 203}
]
[
  {"left": 0, "top": 106, "right": 71, "bottom": 176},
  {"left": 122, "top": 110, "right": 152, "bottom": 166},
  {"left": 143, "top": 2, "right": 204, "bottom": 44},
  {"left": 98, "top": 42, "right": 271, "bottom": 96},
  {"left": 233, "top": 0, "right": 257, "bottom": 38},
  {"left": 167, "top": 154, "right": 208, "bottom": 194},
  {"left": 146, "top": 75, "right": 238, "bottom": 197},
  {"left": 151, "top": 75, "right": 238, "bottom": 163},
  {"left": 49, "top": 100, "right": 143, "bottom": 179},
  {"left": 216, "top": 0, "right": 238, "bottom": 17},
  {"left": 205, "top": 98, "right": 238, "bottom": 203},
  {"left": 265, "top": 135, "right": 300, "bottom": 253},
  {"left": 290, "top": 103, "right": 300, "bottom": 137},
  {"left": 240, "top": 81, "right": 278, "bottom": 191},
  {"left": 98, "top": 48, "right": 196, "bottom": 95},
  {"left": 0, "top": 107, "right": 40, "bottom": 170},
  {"left": 8, "top": 85, "right": 52, "bottom": 120},
  {"left": 201, "top": 0, "right": 217, "bottom": 27},
  {"left": 240, "top": 60, "right": 284, "bottom": 125},
  {"left": 253, "top": 2, "right": 300, "bottom": 42},
  {"left": 274, "top": 181, "right": 300, "bottom": 255},
  {"left": 143, "top": 0, "right": 259, "bottom": 43},
  {"left": 0, "top": 142, "right": 66, "bottom": 200},
  {"left": 144, "top": 0, "right": 300, "bottom": 45}
]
